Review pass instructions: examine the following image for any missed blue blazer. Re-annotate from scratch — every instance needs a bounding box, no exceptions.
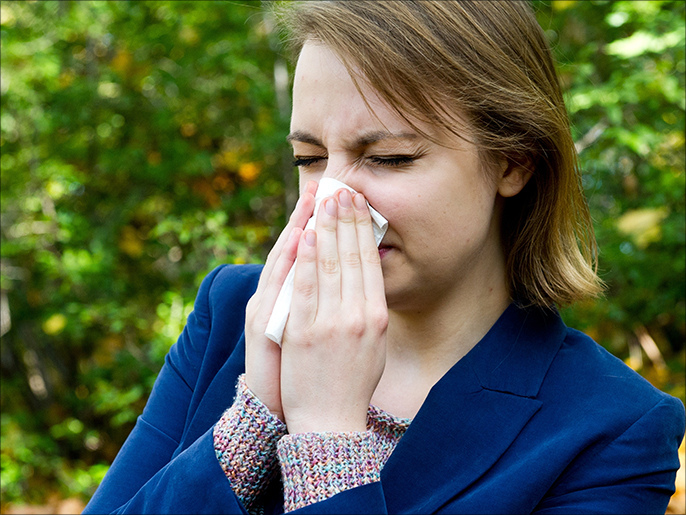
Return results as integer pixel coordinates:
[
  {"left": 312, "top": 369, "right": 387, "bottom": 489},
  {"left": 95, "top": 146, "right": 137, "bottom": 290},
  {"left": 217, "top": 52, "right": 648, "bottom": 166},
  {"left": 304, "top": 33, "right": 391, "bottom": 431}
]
[{"left": 84, "top": 264, "right": 685, "bottom": 514}]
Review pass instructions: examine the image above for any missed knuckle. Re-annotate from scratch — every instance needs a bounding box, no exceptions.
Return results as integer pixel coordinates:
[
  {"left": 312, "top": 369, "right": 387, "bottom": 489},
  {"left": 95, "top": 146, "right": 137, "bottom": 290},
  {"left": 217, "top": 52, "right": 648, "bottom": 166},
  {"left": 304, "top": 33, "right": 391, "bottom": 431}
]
[
  {"left": 292, "top": 326, "right": 316, "bottom": 348},
  {"left": 356, "top": 213, "right": 372, "bottom": 226},
  {"left": 362, "top": 248, "right": 381, "bottom": 266},
  {"left": 323, "top": 320, "right": 339, "bottom": 339},
  {"left": 370, "top": 306, "right": 389, "bottom": 331},
  {"left": 285, "top": 328, "right": 315, "bottom": 350},
  {"left": 319, "top": 256, "right": 339, "bottom": 275},
  {"left": 294, "top": 279, "right": 317, "bottom": 300},
  {"left": 341, "top": 250, "right": 361, "bottom": 268},
  {"left": 346, "top": 313, "right": 367, "bottom": 338},
  {"left": 309, "top": 319, "right": 337, "bottom": 341},
  {"left": 320, "top": 222, "right": 337, "bottom": 234},
  {"left": 298, "top": 245, "right": 317, "bottom": 263},
  {"left": 289, "top": 202, "right": 303, "bottom": 221},
  {"left": 246, "top": 295, "right": 260, "bottom": 318},
  {"left": 265, "top": 269, "right": 282, "bottom": 289},
  {"left": 266, "top": 247, "right": 278, "bottom": 263}
]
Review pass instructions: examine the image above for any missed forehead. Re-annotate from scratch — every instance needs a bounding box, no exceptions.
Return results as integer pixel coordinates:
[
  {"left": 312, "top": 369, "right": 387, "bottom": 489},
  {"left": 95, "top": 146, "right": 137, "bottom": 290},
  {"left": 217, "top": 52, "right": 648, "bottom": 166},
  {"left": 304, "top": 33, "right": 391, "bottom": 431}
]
[
  {"left": 291, "top": 41, "right": 476, "bottom": 152},
  {"left": 293, "top": 42, "right": 350, "bottom": 84},
  {"left": 292, "top": 42, "right": 417, "bottom": 139}
]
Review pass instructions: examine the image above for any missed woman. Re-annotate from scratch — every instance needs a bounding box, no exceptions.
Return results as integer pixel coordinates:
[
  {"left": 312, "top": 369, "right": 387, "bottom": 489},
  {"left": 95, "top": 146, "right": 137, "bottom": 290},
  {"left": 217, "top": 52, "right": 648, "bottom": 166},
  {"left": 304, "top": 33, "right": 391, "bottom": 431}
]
[{"left": 84, "top": 2, "right": 685, "bottom": 514}]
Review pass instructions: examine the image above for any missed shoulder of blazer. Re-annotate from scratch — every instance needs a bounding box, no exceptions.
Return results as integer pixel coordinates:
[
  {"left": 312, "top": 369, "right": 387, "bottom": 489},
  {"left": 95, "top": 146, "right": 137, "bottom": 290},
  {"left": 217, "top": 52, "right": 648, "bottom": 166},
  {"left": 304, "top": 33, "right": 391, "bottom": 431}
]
[
  {"left": 205, "top": 263, "right": 264, "bottom": 320},
  {"left": 195, "top": 262, "right": 263, "bottom": 363},
  {"left": 170, "top": 264, "right": 264, "bottom": 450},
  {"left": 169, "top": 264, "right": 263, "bottom": 368},
  {"left": 542, "top": 325, "right": 682, "bottom": 417}
]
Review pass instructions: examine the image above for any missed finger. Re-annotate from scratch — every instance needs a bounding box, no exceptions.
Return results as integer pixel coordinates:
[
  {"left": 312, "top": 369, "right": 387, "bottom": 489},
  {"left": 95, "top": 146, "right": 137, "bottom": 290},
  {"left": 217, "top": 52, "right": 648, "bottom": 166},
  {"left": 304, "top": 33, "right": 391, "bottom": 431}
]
[
  {"left": 287, "top": 229, "right": 318, "bottom": 333},
  {"left": 267, "top": 182, "right": 317, "bottom": 266},
  {"left": 258, "top": 227, "right": 303, "bottom": 311},
  {"left": 353, "top": 193, "right": 385, "bottom": 305},
  {"left": 336, "top": 189, "right": 364, "bottom": 303},
  {"left": 315, "top": 196, "right": 341, "bottom": 311},
  {"left": 271, "top": 187, "right": 316, "bottom": 264},
  {"left": 255, "top": 188, "right": 316, "bottom": 296},
  {"left": 303, "top": 179, "right": 318, "bottom": 198}
]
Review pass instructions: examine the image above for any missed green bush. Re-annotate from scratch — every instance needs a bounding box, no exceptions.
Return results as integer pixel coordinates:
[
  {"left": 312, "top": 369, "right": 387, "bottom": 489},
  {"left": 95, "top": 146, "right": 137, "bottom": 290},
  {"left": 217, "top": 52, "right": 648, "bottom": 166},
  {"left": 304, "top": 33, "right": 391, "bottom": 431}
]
[{"left": 1, "top": 0, "right": 683, "bottom": 506}]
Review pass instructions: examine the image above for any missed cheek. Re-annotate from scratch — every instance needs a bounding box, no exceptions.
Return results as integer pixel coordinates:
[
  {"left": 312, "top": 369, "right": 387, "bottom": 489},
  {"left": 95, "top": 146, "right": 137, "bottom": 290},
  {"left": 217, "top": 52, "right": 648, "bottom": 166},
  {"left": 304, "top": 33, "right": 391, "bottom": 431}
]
[
  {"left": 403, "top": 191, "right": 492, "bottom": 247},
  {"left": 362, "top": 190, "right": 404, "bottom": 228},
  {"left": 298, "top": 170, "right": 323, "bottom": 196},
  {"left": 363, "top": 179, "right": 440, "bottom": 231}
]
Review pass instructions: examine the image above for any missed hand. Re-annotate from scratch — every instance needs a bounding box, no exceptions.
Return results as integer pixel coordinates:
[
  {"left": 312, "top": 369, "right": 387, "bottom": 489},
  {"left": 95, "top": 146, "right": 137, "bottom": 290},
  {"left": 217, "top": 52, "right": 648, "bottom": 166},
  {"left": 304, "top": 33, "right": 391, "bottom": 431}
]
[
  {"left": 280, "top": 188, "right": 389, "bottom": 433},
  {"left": 244, "top": 181, "right": 318, "bottom": 421}
]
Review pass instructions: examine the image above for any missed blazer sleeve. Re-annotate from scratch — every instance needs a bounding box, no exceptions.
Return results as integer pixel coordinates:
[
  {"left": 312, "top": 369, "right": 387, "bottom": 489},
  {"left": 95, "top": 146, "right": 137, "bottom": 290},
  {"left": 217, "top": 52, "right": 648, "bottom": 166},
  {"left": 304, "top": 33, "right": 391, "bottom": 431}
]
[
  {"left": 534, "top": 394, "right": 686, "bottom": 515},
  {"left": 290, "top": 482, "right": 389, "bottom": 514},
  {"left": 83, "top": 265, "right": 248, "bottom": 515}
]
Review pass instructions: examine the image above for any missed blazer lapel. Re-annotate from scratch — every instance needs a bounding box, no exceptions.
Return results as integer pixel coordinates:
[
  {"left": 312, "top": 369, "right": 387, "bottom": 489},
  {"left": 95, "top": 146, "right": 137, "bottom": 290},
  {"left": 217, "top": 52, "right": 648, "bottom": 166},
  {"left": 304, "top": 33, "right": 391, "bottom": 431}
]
[{"left": 381, "top": 304, "right": 566, "bottom": 514}]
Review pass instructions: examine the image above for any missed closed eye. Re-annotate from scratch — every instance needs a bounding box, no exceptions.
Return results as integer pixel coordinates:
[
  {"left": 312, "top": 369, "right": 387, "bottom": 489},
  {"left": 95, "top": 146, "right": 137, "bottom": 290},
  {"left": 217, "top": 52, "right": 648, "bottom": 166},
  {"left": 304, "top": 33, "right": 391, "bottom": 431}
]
[
  {"left": 294, "top": 154, "right": 419, "bottom": 168},
  {"left": 293, "top": 156, "right": 326, "bottom": 167},
  {"left": 368, "top": 155, "right": 416, "bottom": 167}
]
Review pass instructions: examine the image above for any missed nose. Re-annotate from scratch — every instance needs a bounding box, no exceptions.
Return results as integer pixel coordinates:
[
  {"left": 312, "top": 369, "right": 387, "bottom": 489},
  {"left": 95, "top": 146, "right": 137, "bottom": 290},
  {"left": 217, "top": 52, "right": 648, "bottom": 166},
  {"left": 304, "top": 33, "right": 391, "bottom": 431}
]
[{"left": 319, "top": 157, "right": 365, "bottom": 195}]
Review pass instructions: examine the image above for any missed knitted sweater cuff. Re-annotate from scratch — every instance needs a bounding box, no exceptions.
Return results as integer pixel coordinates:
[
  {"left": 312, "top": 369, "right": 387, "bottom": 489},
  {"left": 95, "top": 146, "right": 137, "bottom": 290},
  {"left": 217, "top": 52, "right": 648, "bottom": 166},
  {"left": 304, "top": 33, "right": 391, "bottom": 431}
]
[
  {"left": 277, "top": 431, "right": 384, "bottom": 512},
  {"left": 213, "top": 374, "right": 287, "bottom": 509}
]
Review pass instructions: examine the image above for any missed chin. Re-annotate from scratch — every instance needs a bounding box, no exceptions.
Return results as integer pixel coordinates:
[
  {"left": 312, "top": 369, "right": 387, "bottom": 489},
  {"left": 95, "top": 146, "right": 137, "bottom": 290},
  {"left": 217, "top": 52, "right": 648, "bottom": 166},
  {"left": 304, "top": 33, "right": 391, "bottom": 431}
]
[{"left": 382, "top": 280, "right": 416, "bottom": 311}]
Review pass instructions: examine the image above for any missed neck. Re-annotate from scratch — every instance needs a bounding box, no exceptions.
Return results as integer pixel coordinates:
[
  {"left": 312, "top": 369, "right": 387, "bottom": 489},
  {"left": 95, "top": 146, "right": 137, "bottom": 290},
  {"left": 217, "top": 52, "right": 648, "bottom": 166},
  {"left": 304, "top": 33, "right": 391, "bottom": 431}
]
[
  {"left": 372, "top": 212, "right": 511, "bottom": 418},
  {"left": 371, "top": 274, "right": 511, "bottom": 420},
  {"left": 387, "top": 218, "right": 512, "bottom": 373},
  {"left": 386, "top": 280, "right": 511, "bottom": 371}
]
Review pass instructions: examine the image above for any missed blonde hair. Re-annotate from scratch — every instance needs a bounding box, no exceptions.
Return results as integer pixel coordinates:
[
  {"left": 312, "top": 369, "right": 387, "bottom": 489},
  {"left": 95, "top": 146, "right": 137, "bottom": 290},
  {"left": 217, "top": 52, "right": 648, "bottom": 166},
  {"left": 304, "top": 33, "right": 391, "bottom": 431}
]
[{"left": 275, "top": 0, "right": 603, "bottom": 307}]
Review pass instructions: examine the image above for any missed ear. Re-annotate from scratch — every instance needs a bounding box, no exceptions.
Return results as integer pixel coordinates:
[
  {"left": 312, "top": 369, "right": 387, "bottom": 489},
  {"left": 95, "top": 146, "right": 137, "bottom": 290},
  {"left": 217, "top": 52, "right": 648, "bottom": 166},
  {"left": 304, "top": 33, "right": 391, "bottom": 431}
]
[{"left": 497, "top": 156, "right": 533, "bottom": 198}]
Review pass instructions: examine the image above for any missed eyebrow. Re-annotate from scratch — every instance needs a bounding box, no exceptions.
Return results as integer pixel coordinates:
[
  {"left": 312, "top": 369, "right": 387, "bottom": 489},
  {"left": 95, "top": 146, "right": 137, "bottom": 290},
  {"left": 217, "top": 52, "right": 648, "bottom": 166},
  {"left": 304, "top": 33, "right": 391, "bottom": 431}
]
[{"left": 286, "top": 130, "right": 419, "bottom": 149}]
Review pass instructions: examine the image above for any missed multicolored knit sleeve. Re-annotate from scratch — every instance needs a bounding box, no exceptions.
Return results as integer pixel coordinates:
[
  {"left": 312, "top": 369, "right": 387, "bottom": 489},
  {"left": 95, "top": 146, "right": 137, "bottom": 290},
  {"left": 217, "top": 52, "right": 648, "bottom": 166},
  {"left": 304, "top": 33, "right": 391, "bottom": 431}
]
[
  {"left": 213, "top": 374, "right": 287, "bottom": 509},
  {"left": 277, "top": 429, "right": 390, "bottom": 512}
]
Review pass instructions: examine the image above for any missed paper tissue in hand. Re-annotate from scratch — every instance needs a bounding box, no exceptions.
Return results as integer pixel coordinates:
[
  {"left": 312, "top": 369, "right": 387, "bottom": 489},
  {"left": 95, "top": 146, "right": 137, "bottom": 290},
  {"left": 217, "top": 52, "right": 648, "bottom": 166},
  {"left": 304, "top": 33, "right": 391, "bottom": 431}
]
[{"left": 264, "top": 177, "right": 388, "bottom": 345}]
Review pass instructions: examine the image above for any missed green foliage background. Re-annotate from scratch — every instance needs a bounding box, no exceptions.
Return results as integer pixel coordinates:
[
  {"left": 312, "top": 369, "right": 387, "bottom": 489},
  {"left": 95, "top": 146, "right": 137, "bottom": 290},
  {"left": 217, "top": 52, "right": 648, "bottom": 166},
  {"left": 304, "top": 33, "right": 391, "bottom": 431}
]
[{"left": 1, "top": 0, "right": 684, "bottom": 507}]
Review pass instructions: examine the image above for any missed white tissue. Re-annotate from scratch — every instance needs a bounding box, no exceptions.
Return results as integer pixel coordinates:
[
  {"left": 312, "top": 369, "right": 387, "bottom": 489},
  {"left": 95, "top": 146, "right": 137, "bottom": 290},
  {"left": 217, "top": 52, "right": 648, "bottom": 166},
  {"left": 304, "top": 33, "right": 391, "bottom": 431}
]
[{"left": 264, "top": 178, "right": 388, "bottom": 345}]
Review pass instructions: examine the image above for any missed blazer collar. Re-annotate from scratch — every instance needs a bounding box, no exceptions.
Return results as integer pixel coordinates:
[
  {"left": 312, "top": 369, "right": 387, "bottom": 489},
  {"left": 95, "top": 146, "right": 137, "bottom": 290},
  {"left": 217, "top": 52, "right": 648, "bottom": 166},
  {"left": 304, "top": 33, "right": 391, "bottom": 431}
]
[
  {"left": 381, "top": 303, "right": 567, "bottom": 513},
  {"left": 465, "top": 303, "right": 566, "bottom": 397}
]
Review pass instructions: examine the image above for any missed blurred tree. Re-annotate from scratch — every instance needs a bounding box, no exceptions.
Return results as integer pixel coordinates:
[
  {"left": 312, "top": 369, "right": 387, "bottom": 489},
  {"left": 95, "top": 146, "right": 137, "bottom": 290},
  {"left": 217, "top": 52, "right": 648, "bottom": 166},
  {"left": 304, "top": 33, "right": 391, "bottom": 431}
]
[
  {"left": 0, "top": 0, "right": 683, "bottom": 508},
  {"left": 1, "top": 0, "right": 292, "bottom": 505},
  {"left": 533, "top": 0, "right": 685, "bottom": 399}
]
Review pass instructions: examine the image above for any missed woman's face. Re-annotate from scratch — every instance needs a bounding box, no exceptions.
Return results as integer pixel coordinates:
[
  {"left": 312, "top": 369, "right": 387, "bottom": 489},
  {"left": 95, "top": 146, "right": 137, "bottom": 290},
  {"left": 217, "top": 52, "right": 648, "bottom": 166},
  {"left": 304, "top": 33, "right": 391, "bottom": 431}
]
[{"left": 290, "top": 42, "right": 512, "bottom": 312}]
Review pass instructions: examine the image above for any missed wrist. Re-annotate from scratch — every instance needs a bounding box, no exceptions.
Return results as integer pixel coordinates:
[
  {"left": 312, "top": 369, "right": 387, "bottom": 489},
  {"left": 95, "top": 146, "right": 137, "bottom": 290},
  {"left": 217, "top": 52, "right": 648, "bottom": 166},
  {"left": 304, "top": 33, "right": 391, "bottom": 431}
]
[
  {"left": 244, "top": 374, "right": 284, "bottom": 421},
  {"left": 285, "top": 412, "right": 368, "bottom": 434}
]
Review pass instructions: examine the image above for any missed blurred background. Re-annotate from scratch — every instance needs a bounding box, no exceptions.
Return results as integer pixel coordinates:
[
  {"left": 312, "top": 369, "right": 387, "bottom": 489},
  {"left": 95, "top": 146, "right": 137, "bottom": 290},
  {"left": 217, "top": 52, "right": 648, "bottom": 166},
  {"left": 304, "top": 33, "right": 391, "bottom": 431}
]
[{"left": 0, "top": 1, "right": 683, "bottom": 513}]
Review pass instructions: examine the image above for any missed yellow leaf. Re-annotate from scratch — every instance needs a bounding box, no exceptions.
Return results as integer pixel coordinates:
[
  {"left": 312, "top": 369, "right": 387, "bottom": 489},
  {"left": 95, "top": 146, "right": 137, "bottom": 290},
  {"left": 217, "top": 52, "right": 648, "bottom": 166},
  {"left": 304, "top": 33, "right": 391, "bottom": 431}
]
[
  {"left": 238, "top": 162, "right": 260, "bottom": 182},
  {"left": 43, "top": 314, "right": 67, "bottom": 335},
  {"left": 118, "top": 226, "right": 144, "bottom": 258},
  {"left": 552, "top": 1, "right": 577, "bottom": 11},
  {"left": 147, "top": 151, "right": 162, "bottom": 166},
  {"left": 179, "top": 25, "right": 199, "bottom": 45},
  {"left": 92, "top": 334, "right": 124, "bottom": 366},
  {"left": 58, "top": 70, "right": 75, "bottom": 89},
  {"left": 616, "top": 208, "right": 669, "bottom": 249},
  {"left": 111, "top": 49, "right": 133, "bottom": 76},
  {"left": 180, "top": 122, "right": 197, "bottom": 138}
]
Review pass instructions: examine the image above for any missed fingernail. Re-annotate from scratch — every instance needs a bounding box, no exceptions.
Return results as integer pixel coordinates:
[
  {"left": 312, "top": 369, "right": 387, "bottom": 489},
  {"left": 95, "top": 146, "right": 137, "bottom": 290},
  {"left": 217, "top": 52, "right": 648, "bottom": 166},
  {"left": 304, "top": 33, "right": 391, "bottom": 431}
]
[
  {"left": 325, "top": 197, "right": 337, "bottom": 216},
  {"left": 304, "top": 230, "right": 316, "bottom": 247},
  {"left": 338, "top": 189, "right": 352, "bottom": 208},
  {"left": 353, "top": 193, "right": 367, "bottom": 210}
]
